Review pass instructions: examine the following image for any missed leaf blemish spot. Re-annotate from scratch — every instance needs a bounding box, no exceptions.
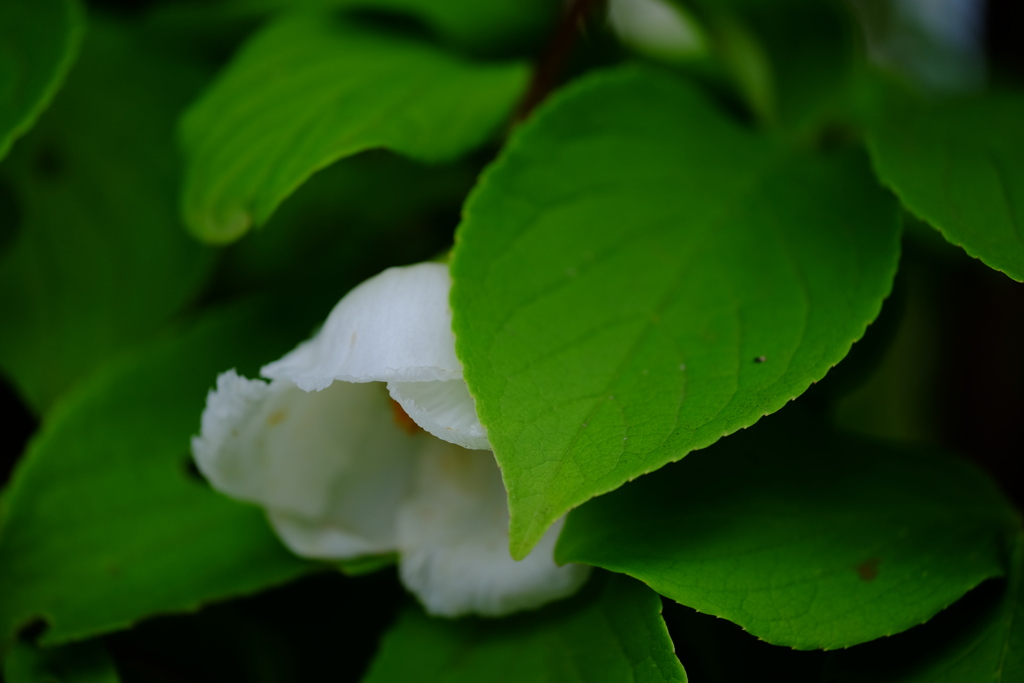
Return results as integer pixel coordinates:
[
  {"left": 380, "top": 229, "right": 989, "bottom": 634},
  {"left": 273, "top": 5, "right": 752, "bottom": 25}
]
[
  {"left": 856, "top": 558, "right": 881, "bottom": 581},
  {"left": 679, "top": 364, "right": 687, "bottom": 371},
  {"left": 754, "top": 356, "right": 767, "bottom": 363},
  {"left": 266, "top": 409, "right": 288, "bottom": 426}
]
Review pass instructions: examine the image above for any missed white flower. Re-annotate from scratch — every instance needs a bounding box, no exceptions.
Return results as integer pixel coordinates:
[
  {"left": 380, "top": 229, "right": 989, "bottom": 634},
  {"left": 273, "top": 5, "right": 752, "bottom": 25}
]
[{"left": 191, "top": 262, "right": 589, "bottom": 617}]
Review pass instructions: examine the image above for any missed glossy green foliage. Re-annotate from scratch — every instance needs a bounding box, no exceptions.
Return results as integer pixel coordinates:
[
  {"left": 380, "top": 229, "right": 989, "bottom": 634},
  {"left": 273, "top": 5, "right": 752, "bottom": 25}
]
[
  {"left": 451, "top": 66, "right": 901, "bottom": 557},
  {"left": 363, "top": 574, "right": 687, "bottom": 683},
  {"left": 556, "top": 410, "right": 1016, "bottom": 650},
  {"left": 868, "top": 94, "right": 1024, "bottom": 282},
  {"left": 3, "top": 640, "right": 119, "bottom": 683},
  {"left": 180, "top": 12, "right": 529, "bottom": 242},
  {"left": 0, "top": 305, "right": 313, "bottom": 651},
  {"left": 0, "top": 0, "right": 84, "bottom": 160},
  {"left": 0, "top": 21, "right": 213, "bottom": 412}
]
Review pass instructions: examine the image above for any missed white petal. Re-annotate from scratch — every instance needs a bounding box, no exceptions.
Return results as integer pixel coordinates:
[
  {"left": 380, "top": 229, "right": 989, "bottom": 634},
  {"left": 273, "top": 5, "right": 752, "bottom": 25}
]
[
  {"left": 387, "top": 379, "right": 490, "bottom": 451},
  {"left": 396, "top": 440, "right": 590, "bottom": 617},
  {"left": 191, "top": 370, "right": 421, "bottom": 558},
  {"left": 265, "top": 509, "right": 390, "bottom": 559},
  {"left": 261, "top": 263, "right": 462, "bottom": 390}
]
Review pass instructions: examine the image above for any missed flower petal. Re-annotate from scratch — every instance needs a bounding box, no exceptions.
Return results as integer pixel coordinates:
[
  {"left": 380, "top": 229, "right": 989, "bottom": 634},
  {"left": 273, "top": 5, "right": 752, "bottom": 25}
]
[
  {"left": 387, "top": 379, "right": 490, "bottom": 451},
  {"left": 396, "top": 440, "right": 590, "bottom": 617},
  {"left": 261, "top": 263, "right": 462, "bottom": 390},
  {"left": 192, "top": 370, "right": 419, "bottom": 558}
]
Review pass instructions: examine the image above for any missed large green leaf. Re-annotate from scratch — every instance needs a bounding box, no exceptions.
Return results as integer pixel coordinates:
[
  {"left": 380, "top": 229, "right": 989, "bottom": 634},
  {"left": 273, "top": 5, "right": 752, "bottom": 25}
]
[
  {"left": 180, "top": 12, "right": 529, "bottom": 243},
  {"left": 0, "top": 20, "right": 214, "bottom": 413},
  {"left": 3, "top": 640, "right": 119, "bottom": 683},
  {"left": 868, "top": 94, "right": 1024, "bottom": 282},
  {"left": 450, "top": 67, "right": 901, "bottom": 557},
  {"left": 0, "top": 304, "right": 312, "bottom": 651},
  {"left": 556, "top": 411, "right": 1016, "bottom": 650},
  {"left": 362, "top": 574, "right": 686, "bottom": 683},
  {"left": 0, "top": 0, "right": 84, "bottom": 160}
]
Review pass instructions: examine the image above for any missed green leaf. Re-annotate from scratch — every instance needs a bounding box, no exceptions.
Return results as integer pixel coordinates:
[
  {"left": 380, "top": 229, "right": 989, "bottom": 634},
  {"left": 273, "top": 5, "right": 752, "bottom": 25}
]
[
  {"left": 0, "top": 303, "right": 313, "bottom": 651},
  {"left": 3, "top": 639, "right": 119, "bottom": 683},
  {"left": 0, "top": 0, "right": 84, "bottom": 160},
  {"left": 556, "top": 410, "right": 1017, "bottom": 650},
  {"left": 868, "top": 94, "right": 1024, "bottom": 282},
  {"left": 825, "top": 531, "right": 1024, "bottom": 682},
  {"left": 0, "top": 20, "right": 214, "bottom": 413},
  {"left": 450, "top": 67, "right": 901, "bottom": 557},
  {"left": 362, "top": 574, "right": 687, "bottom": 683},
  {"left": 682, "top": 0, "right": 855, "bottom": 131},
  {"left": 180, "top": 12, "right": 529, "bottom": 243}
]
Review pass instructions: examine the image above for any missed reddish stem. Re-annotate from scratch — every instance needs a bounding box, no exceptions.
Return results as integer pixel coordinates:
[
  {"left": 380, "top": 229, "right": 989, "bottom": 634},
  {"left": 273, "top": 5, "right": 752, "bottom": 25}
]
[{"left": 516, "top": 0, "right": 602, "bottom": 120}]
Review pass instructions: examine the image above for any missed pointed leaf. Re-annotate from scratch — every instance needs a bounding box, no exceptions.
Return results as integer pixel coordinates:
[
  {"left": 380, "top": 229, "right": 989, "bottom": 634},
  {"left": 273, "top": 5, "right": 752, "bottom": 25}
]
[
  {"left": 868, "top": 94, "right": 1024, "bottom": 282},
  {"left": 556, "top": 412, "right": 1017, "bottom": 650},
  {"left": 450, "top": 67, "right": 901, "bottom": 557},
  {"left": 180, "top": 13, "right": 528, "bottom": 243}
]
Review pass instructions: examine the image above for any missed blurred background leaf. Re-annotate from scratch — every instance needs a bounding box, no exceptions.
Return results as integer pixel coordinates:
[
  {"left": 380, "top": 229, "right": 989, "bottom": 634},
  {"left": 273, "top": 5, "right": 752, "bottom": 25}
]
[
  {"left": 677, "top": 0, "right": 857, "bottom": 135},
  {"left": 146, "top": 0, "right": 559, "bottom": 57},
  {"left": 179, "top": 11, "right": 528, "bottom": 242},
  {"left": 0, "top": 0, "right": 84, "bottom": 160},
  {"left": 868, "top": 93, "right": 1024, "bottom": 282},
  {"left": 0, "top": 18, "right": 215, "bottom": 413},
  {"left": 3, "top": 639, "right": 119, "bottom": 683},
  {"left": 0, "top": 303, "right": 315, "bottom": 652}
]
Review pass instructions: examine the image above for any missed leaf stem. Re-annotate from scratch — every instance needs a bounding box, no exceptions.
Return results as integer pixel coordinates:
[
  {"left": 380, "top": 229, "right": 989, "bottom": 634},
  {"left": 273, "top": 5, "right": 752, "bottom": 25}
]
[{"left": 517, "top": 0, "right": 602, "bottom": 120}]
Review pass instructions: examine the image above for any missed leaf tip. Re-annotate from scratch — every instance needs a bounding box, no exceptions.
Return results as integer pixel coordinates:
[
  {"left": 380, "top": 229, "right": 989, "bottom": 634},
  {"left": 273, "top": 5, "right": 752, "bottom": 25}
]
[{"left": 188, "top": 208, "right": 252, "bottom": 245}]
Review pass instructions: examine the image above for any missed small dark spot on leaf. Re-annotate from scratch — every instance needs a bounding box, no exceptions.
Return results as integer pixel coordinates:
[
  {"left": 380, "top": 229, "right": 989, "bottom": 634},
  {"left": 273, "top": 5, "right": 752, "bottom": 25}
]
[
  {"left": 856, "top": 558, "right": 881, "bottom": 581},
  {"left": 754, "top": 356, "right": 767, "bottom": 363}
]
